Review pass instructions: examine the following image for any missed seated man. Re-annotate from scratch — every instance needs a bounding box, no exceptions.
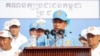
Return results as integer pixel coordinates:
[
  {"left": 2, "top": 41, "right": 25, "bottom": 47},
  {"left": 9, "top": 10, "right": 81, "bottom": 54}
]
[{"left": 0, "top": 30, "right": 20, "bottom": 56}]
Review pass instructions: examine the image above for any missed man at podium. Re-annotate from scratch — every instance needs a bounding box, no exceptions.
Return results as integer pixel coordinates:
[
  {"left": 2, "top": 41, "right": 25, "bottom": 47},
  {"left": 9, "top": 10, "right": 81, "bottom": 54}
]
[{"left": 49, "top": 10, "right": 78, "bottom": 46}]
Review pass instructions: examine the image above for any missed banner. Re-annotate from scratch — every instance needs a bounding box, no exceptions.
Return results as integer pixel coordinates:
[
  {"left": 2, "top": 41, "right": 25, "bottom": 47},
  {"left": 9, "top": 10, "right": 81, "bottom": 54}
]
[{"left": 0, "top": 0, "right": 99, "bottom": 19}]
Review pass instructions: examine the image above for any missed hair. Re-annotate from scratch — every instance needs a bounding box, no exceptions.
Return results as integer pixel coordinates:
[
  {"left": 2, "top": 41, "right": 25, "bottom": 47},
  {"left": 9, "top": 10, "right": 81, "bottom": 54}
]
[
  {"left": 79, "top": 36, "right": 87, "bottom": 41},
  {"left": 53, "top": 18, "right": 67, "bottom": 23},
  {"left": 10, "top": 25, "right": 20, "bottom": 28},
  {"left": 0, "top": 37, "right": 12, "bottom": 40},
  {"left": 87, "top": 33, "right": 95, "bottom": 37},
  {"left": 37, "top": 28, "right": 44, "bottom": 31},
  {"left": 30, "top": 28, "right": 36, "bottom": 31}
]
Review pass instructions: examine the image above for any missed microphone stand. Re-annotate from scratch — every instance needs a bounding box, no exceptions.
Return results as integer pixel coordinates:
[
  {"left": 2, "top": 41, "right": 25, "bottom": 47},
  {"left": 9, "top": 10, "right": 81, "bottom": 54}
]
[
  {"left": 58, "top": 29, "right": 65, "bottom": 47},
  {"left": 44, "top": 30, "right": 50, "bottom": 46},
  {"left": 51, "top": 30, "right": 57, "bottom": 47},
  {"left": 54, "top": 34, "right": 57, "bottom": 47}
]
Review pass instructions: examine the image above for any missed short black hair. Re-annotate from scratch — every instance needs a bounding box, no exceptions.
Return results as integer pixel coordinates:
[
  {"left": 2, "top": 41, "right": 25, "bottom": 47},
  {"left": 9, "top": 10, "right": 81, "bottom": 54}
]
[
  {"left": 30, "top": 28, "right": 36, "bottom": 31},
  {"left": 37, "top": 28, "right": 44, "bottom": 31},
  {"left": 10, "top": 25, "right": 19, "bottom": 28},
  {"left": 0, "top": 36, "right": 11, "bottom": 39},
  {"left": 87, "top": 33, "right": 95, "bottom": 38},
  {"left": 79, "top": 36, "right": 87, "bottom": 41},
  {"left": 53, "top": 18, "right": 67, "bottom": 23}
]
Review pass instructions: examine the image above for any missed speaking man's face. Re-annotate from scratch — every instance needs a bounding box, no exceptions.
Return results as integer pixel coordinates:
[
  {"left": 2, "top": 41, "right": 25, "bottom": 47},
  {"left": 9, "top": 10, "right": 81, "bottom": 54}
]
[{"left": 53, "top": 19, "right": 67, "bottom": 32}]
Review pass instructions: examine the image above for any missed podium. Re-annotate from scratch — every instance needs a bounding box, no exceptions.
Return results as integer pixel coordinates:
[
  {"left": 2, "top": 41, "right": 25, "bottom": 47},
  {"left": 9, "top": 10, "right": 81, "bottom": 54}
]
[{"left": 20, "top": 46, "right": 91, "bottom": 56}]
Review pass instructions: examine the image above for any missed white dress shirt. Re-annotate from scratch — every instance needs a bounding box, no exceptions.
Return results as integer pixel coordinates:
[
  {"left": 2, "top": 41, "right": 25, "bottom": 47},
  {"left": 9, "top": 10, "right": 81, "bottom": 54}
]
[
  {"left": 0, "top": 48, "right": 19, "bottom": 56},
  {"left": 91, "top": 43, "right": 100, "bottom": 56},
  {"left": 11, "top": 33, "right": 28, "bottom": 49}
]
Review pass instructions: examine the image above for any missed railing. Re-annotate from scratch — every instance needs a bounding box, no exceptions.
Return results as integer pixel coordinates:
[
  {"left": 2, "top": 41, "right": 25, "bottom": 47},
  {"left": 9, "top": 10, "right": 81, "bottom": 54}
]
[{"left": 20, "top": 46, "right": 91, "bottom": 56}]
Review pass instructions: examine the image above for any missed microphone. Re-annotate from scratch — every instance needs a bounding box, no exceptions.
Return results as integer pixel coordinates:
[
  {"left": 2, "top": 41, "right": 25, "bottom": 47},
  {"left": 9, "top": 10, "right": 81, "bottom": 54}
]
[
  {"left": 44, "top": 30, "right": 50, "bottom": 39},
  {"left": 58, "top": 29, "right": 65, "bottom": 35},
  {"left": 50, "top": 29, "right": 56, "bottom": 35},
  {"left": 58, "top": 29, "right": 65, "bottom": 39},
  {"left": 51, "top": 29, "right": 56, "bottom": 39},
  {"left": 44, "top": 30, "right": 50, "bottom": 46},
  {"left": 44, "top": 30, "right": 50, "bottom": 35}
]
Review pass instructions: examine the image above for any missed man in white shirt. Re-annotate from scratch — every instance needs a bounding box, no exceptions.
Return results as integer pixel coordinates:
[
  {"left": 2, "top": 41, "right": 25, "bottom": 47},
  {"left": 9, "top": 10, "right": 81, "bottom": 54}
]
[
  {"left": 0, "top": 30, "right": 19, "bottom": 56},
  {"left": 9, "top": 19, "right": 28, "bottom": 49},
  {"left": 86, "top": 26, "right": 100, "bottom": 56}
]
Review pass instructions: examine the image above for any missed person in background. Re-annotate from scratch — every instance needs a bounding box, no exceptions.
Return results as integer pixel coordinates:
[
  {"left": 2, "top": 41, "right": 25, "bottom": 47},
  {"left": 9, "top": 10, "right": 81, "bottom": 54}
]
[
  {"left": 79, "top": 29, "right": 88, "bottom": 46},
  {"left": 36, "top": 19, "right": 48, "bottom": 47},
  {"left": 19, "top": 21, "right": 48, "bottom": 52},
  {"left": 29, "top": 22, "right": 37, "bottom": 47},
  {"left": 86, "top": 26, "right": 100, "bottom": 56},
  {"left": 9, "top": 19, "right": 28, "bottom": 49},
  {"left": 3, "top": 21, "right": 10, "bottom": 31},
  {"left": 0, "top": 30, "right": 20, "bottom": 56},
  {"left": 49, "top": 10, "right": 79, "bottom": 46},
  {"left": 18, "top": 22, "right": 37, "bottom": 52},
  {"left": 79, "top": 36, "right": 88, "bottom": 47}
]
